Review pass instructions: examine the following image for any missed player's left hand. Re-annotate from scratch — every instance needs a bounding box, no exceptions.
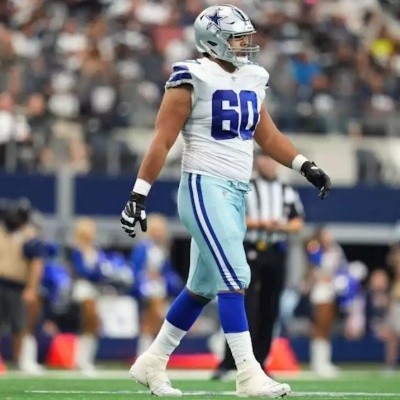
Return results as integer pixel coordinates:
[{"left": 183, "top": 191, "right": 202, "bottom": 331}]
[
  {"left": 301, "top": 161, "right": 331, "bottom": 199},
  {"left": 120, "top": 192, "right": 147, "bottom": 238}
]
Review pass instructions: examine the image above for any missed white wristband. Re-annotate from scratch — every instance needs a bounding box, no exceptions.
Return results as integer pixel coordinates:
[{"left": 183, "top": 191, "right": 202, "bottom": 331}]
[
  {"left": 133, "top": 178, "right": 151, "bottom": 196},
  {"left": 292, "top": 154, "right": 308, "bottom": 173}
]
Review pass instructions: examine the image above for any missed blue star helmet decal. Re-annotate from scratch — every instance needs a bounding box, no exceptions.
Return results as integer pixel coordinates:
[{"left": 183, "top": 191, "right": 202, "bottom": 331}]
[{"left": 205, "top": 9, "right": 226, "bottom": 30}]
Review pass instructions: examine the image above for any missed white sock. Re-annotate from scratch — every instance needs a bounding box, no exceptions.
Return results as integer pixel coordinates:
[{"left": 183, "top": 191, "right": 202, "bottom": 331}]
[
  {"left": 311, "top": 338, "right": 330, "bottom": 369},
  {"left": 136, "top": 334, "right": 154, "bottom": 356},
  {"left": 18, "top": 335, "right": 38, "bottom": 368},
  {"left": 225, "top": 331, "right": 257, "bottom": 370},
  {"left": 146, "top": 320, "right": 187, "bottom": 358},
  {"left": 76, "top": 334, "right": 97, "bottom": 369}
]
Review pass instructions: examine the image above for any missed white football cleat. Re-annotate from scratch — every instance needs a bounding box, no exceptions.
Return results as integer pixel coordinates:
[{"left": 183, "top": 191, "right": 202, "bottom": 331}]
[
  {"left": 236, "top": 362, "right": 291, "bottom": 398},
  {"left": 129, "top": 352, "right": 182, "bottom": 397}
]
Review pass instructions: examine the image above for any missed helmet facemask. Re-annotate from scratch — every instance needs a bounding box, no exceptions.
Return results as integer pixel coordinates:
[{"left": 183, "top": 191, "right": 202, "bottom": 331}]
[
  {"left": 199, "top": 29, "right": 259, "bottom": 67},
  {"left": 226, "top": 31, "right": 260, "bottom": 66}
]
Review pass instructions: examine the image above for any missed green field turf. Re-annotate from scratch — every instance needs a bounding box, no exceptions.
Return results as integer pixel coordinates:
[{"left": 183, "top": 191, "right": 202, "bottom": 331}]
[{"left": 1, "top": 369, "right": 400, "bottom": 400}]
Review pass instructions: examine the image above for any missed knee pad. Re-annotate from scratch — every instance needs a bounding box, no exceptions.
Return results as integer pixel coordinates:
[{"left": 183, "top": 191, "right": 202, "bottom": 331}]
[{"left": 186, "top": 284, "right": 217, "bottom": 301}]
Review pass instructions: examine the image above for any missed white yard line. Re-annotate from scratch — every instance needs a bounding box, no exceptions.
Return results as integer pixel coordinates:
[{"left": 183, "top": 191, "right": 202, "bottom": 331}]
[
  {"left": 24, "top": 390, "right": 400, "bottom": 398},
  {"left": 1, "top": 369, "right": 211, "bottom": 380},
  {"left": 26, "top": 391, "right": 137, "bottom": 394},
  {"left": 3, "top": 369, "right": 394, "bottom": 381},
  {"left": 291, "top": 393, "right": 400, "bottom": 398}
]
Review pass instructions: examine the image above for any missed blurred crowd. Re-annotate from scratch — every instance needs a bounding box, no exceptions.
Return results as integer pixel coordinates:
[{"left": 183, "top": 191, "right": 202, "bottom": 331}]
[
  {"left": 1, "top": 196, "right": 400, "bottom": 374},
  {"left": 1, "top": 0, "right": 400, "bottom": 173}
]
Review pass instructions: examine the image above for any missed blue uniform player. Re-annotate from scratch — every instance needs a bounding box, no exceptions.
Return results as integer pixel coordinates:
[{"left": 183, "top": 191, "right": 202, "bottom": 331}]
[{"left": 121, "top": 4, "right": 331, "bottom": 397}]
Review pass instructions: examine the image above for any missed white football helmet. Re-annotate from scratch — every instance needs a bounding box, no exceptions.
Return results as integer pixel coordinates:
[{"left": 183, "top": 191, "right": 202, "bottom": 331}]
[{"left": 194, "top": 4, "right": 259, "bottom": 67}]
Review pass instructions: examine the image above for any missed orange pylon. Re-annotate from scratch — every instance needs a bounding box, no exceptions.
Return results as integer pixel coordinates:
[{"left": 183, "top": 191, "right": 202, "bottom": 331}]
[
  {"left": 46, "top": 333, "right": 77, "bottom": 369},
  {"left": 265, "top": 337, "right": 300, "bottom": 374}
]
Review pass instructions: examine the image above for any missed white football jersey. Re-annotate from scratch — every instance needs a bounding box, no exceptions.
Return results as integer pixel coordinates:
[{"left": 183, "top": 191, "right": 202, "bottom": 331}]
[{"left": 165, "top": 57, "right": 269, "bottom": 183}]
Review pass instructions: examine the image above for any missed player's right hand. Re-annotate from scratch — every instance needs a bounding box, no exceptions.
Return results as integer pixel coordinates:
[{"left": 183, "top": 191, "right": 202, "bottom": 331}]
[
  {"left": 301, "top": 161, "right": 331, "bottom": 199},
  {"left": 120, "top": 192, "right": 147, "bottom": 238}
]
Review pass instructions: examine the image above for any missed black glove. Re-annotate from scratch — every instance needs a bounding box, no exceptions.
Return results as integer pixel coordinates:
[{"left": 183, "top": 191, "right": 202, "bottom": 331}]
[
  {"left": 120, "top": 192, "right": 147, "bottom": 238},
  {"left": 301, "top": 161, "right": 331, "bottom": 199}
]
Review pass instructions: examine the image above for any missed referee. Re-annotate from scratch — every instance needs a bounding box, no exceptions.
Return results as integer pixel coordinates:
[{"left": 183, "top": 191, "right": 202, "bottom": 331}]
[{"left": 213, "top": 150, "right": 305, "bottom": 378}]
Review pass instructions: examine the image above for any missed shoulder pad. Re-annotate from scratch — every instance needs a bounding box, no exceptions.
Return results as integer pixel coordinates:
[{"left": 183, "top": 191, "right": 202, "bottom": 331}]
[
  {"left": 248, "top": 64, "right": 269, "bottom": 88},
  {"left": 243, "top": 63, "right": 270, "bottom": 89},
  {"left": 165, "top": 60, "right": 200, "bottom": 89}
]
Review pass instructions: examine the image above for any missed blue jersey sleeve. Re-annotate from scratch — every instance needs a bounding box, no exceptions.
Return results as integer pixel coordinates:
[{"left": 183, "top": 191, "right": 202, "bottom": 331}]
[{"left": 23, "top": 238, "right": 45, "bottom": 260}]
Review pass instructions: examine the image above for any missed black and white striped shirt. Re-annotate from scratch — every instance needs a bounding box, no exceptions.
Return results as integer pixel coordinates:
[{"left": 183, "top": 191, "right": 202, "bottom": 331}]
[{"left": 245, "top": 176, "right": 304, "bottom": 244}]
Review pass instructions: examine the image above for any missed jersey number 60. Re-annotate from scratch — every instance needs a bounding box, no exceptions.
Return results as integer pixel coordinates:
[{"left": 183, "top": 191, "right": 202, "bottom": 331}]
[{"left": 211, "top": 90, "right": 259, "bottom": 140}]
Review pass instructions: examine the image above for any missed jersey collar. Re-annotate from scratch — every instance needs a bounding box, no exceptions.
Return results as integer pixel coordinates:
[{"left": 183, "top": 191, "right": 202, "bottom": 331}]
[{"left": 201, "top": 57, "right": 237, "bottom": 76}]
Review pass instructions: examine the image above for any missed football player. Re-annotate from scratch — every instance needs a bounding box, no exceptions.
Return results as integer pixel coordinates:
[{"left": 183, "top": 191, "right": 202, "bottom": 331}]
[{"left": 121, "top": 4, "right": 331, "bottom": 397}]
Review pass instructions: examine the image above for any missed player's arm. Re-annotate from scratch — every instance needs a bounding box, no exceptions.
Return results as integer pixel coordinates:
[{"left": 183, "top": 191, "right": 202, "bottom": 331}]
[
  {"left": 121, "top": 85, "right": 192, "bottom": 238},
  {"left": 264, "top": 187, "right": 305, "bottom": 233},
  {"left": 23, "top": 258, "right": 43, "bottom": 303},
  {"left": 254, "top": 105, "right": 331, "bottom": 199},
  {"left": 282, "top": 216, "right": 304, "bottom": 233},
  {"left": 22, "top": 239, "right": 44, "bottom": 304},
  {"left": 137, "top": 86, "right": 192, "bottom": 184},
  {"left": 254, "top": 106, "right": 299, "bottom": 169},
  {"left": 253, "top": 217, "right": 303, "bottom": 234},
  {"left": 263, "top": 216, "right": 304, "bottom": 234},
  {"left": 246, "top": 218, "right": 261, "bottom": 230}
]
